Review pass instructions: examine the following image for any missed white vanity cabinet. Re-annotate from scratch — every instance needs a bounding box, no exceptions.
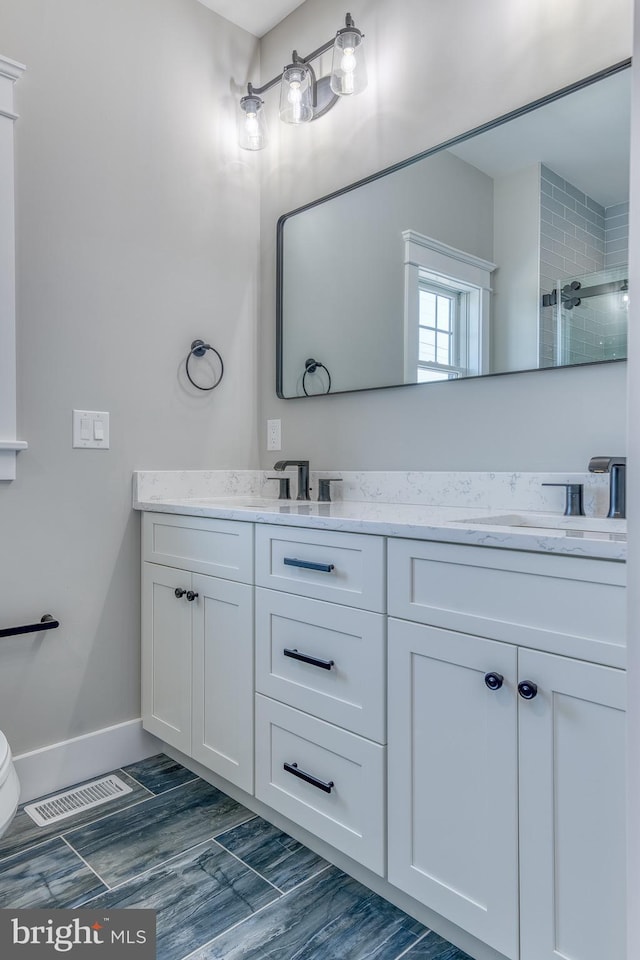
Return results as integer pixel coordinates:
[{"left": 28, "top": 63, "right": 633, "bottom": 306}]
[
  {"left": 253, "top": 524, "right": 388, "bottom": 875},
  {"left": 387, "top": 538, "right": 626, "bottom": 960},
  {"left": 138, "top": 501, "right": 627, "bottom": 960},
  {"left": 141, "top": 513, "right": 254, "bottom": 793}
]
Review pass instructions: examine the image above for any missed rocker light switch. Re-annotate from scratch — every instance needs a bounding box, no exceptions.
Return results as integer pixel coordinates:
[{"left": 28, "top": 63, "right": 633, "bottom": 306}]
[{"left": 73, "top": 410, "right": 110, "bottom": 449}]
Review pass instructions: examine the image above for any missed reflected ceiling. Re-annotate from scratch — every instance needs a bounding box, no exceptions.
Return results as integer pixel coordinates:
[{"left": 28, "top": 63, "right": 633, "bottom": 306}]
[{"left": 450, "top": 71, "right": 630, "bottom": 207}]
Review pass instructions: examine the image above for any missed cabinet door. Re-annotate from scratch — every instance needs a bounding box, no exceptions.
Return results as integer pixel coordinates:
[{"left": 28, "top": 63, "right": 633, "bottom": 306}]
[
  {"left": 191, "top": 573, "right": 254, "bottom": 793},
  {"left": 142, "top": 562, "right": 192, "bottom": 753},
  {"left": 518, "top": 649, "right": 626, "bottom": 960},
  {"left": 388, "top": 618, "right": 519, "bottom": 960}
]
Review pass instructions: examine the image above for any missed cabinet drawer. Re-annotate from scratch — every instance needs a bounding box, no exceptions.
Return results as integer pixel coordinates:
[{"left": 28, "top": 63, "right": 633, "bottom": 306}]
[
  {"left": 255, "top": 525, "right": 385, "bottom": 611},
  {"left": 388, "top": 539, "right": 626, "bottom": 667},
  {"left": 255, "top": 589, "right": 386, "bottom": 742},
  {"left": 143, "top": 512, "right": 253, "bottom": 583},
  {"left": 255, "top": 695, "right": 385, "bottom": 875}
]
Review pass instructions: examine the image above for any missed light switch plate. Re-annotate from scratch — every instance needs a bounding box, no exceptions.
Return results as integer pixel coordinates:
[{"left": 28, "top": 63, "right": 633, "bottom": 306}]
[{"left": 73, "top": 410, "right": 110, "bottom": 449}]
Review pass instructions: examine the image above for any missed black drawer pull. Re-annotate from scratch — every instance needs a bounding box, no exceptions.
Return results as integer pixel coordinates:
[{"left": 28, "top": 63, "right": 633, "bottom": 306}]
[
  {"left": 283, "top": 557, "right": 335, "bottom": 573},
  {"left": 284, "top": 648, "right": 335, "bottom": 670},
  {"left": 283, "top": 762, "right": 334, "bottom": 794}
]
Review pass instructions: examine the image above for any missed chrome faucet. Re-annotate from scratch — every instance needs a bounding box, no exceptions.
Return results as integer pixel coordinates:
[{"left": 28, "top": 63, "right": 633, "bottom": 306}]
[
  {"left": 588, "top": 456, "right": 626, "bottom": 518},
  {"left": 274, "top": 460, "right": 310, "bottom": 501}
]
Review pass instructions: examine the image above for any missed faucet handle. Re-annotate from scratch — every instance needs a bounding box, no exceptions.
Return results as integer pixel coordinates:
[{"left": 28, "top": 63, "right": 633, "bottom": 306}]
[
  {"left": 267, "top": 476, "right": 291, "bottom": 500},
  {"left": 317, "top": 478, "right": 342, "bottom": 503},
  {"left": 542, "top": 482, "right": 585, "bottom": 517}
]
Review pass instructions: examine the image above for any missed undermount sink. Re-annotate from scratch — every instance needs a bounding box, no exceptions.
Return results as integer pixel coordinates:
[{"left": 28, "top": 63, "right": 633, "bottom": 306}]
[
  {"left": 457, "top": 513, "right": 627, "bottom": 534},
  {"left": 185, "top": 497, "right": 282, "bottom": 508}
]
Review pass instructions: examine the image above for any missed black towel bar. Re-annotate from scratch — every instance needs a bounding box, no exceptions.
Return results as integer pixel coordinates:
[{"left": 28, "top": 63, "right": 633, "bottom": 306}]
[{"left": 0, "top": 615, "right": 59, "bottom": 639}]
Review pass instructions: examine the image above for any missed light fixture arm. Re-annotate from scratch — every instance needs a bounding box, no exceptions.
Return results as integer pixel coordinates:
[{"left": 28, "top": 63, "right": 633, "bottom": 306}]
[
  {"left": 246, "top": 77, "right": 280, "bottom": 98},
  {"left": 245, "top": 12, "right": 362, "bottom": 99}
]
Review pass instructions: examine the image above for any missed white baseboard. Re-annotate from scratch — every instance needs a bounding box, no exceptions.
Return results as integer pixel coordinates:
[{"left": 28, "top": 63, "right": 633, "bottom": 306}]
[{"left": 13, "top": 719, "right": 162, "bottom": 803}]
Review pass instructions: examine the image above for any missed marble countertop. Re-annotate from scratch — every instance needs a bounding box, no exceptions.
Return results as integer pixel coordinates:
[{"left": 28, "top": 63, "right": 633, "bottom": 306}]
[{"left": 133, "top": 494, "right": 626, "bottom": 562}]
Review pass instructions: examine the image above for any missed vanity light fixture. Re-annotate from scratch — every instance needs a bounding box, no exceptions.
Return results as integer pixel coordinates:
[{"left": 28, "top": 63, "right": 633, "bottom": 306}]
[{"left": 238, "top": 12, "right": 366, "bottom": 151}]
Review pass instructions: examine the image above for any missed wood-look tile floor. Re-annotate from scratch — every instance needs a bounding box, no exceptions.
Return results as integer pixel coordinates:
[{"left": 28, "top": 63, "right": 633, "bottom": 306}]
[{"left": 0, "top": 755, "right": 472, "bottom": 960}]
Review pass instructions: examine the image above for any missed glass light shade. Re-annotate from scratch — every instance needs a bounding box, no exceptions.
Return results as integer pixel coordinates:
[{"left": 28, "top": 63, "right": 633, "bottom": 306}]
[
  {"left": 279, "top": 65, "right": 314, "bottom": 124},
  {"left": 330, "top": 29, "right": 367, "bottom": 96},
  {"left": 238, "top": 95, "right": 268, "bottom": 151}
]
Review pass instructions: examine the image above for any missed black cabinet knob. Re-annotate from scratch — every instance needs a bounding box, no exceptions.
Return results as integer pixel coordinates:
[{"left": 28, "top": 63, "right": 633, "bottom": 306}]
[
  {"left": 484, "top": 672, "right": 504, "bottom": 691},
  {"left": 174, "top": 588, "right": 187, "bottom": 599},
  {"left": 518, "top": 680, "right": 538, "bottom": 700},
  {"left": 186, "top": 590, "right": 199, "bottom": 602}
]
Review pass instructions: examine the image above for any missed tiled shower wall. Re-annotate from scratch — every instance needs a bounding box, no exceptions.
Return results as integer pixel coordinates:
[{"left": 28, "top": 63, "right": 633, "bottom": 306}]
[
  {"left": 605, "top": 201, "right": 630, "bottom": 268},
  {"left": 601, "top": 200, "right": 629, "bottom": 361},
  {"left": 539, "top": 165, "right": 628, "bottom": 366}
]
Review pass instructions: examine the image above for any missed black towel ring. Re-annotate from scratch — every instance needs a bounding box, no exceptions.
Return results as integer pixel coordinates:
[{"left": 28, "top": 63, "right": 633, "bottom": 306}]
[
  {"left": 185, "top": 339, "right": 224, "bottom": 392},
  {"left": 302, "top": 357, "right": 331, "bottom": 396}
]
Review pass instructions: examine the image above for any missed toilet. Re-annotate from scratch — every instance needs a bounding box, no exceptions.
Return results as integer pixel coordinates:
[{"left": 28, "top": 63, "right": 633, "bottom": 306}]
[{"left": 0, "top": 730, "right": 20, "bottom": 837}]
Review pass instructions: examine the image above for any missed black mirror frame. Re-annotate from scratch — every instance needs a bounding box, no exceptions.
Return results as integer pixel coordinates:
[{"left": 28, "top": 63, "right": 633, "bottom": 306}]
[{"left": 276, "top": 58, "right": 631, "bottom": 400}]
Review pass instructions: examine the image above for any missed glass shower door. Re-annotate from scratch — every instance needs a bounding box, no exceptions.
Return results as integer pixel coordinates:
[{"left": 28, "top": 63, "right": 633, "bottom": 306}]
[{"left": 555, "top": 265, "right": 628, "bottom": 366}]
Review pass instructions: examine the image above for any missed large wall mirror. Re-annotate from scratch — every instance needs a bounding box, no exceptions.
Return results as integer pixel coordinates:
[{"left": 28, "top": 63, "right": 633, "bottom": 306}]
[{"left": 277, "top": 63, "right": 630, "bottom": 398}]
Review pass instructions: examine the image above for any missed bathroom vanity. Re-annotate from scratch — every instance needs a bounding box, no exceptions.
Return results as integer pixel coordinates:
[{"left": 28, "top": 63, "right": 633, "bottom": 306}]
[{"left": 136, "top": 473, "right": 626, "bottom": 960}]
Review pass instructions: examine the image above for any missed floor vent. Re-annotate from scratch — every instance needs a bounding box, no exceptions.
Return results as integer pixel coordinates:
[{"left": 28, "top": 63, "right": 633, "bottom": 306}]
[{"left": 24, "top": 775, "right": 133, "bottom": 827}]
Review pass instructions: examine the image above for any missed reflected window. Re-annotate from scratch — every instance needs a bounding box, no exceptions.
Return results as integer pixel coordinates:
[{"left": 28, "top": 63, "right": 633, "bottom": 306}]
[
  {"left": 418, "top": 282, "right": 465, "bottom": 381},
  {"left": 403, "top": 231, "right": 495, "bottom": 385}
]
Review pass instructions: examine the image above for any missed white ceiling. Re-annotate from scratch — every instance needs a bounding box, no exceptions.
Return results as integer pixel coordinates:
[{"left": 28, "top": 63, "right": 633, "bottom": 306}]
[
  {"left": 450, "top": 70, "right": 630, "bottom": 208},
  {"left": 196, "top": 0, "right": 307, "bottom": 37}
]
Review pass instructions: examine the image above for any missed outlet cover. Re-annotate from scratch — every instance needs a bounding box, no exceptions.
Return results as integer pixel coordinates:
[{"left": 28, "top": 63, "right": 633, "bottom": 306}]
[{"left": 267, "top": 418, "right": 281, "bottom": 451}]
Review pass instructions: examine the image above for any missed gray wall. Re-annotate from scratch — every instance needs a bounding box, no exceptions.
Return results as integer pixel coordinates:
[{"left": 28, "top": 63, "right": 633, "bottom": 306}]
[
  {"left": 259, "top": 0, "right": 631, "bottom": 470},
  {"left": 0, "top": 0, "right": 260, "bottom": 753}
]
